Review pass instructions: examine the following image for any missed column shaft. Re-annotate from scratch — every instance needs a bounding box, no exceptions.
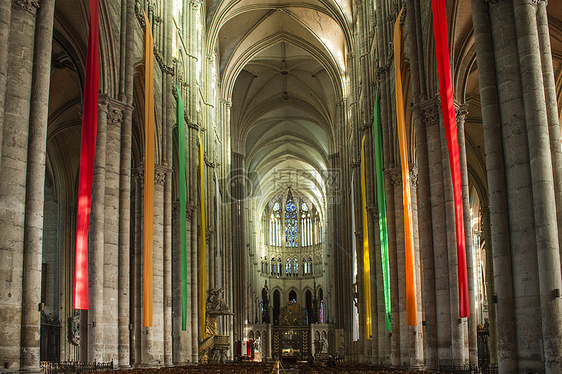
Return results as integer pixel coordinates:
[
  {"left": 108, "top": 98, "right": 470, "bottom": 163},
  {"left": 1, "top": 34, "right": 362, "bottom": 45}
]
[
  {"left": 89, "top": 100, "right": 108, "bottom": 361},
  {"left": 0, "top": 0, "right": 12, "bottom": 167},
  {"left": 191, "top": 207, "right": 198, "bottom": 362},
  {"left": 104, "top": 100, "right": 123, "bottom": 363},
  {"left": 20, "top": 0, "right": 55, "bottom": 369},
  {"left": 456, "top": 106, "right": 477, "bottom": 366},
  {"left": 513, "top": 2, "right": 562, "bottom": 372},
  {"left": 470, "top": 0, "right": 517, "bottom": 371},
  {"left": 440, "top": 106, "right": 465, "bottom": 366},
  {"left": 0, "top": 2, "right": 37, "bottom": 368},
  {"left": 117, "top": 0, "right": 135, "bottom": 366},
  {"left": 424, "top": 101, "right": 452, "bottom": 367}
]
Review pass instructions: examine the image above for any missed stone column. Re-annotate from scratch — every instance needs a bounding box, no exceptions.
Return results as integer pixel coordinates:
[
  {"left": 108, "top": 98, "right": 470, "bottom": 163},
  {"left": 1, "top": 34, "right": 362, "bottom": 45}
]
[
  {"left": 162, "top": 165, "right": 173, "bottom": 367},
  {"left": 162, "top": 0, "right": 175, "bottom": 362},
  {"left": 117, "top": 0, "right": 135, "bottom": 366},
  {"left": 231, "top": 153, "right": 248, "bottom": 346},
  {"left": 536, "top": 1, "right": 562, "bottom": 262},
  {"left": 422, "top": 98, "right": 452, "bottom": 367},
  {"left": 0, "top": 0, "right": 37, "bottom": 368},
  {"left": 439, "top": 105, "right": 466, "bottom": 366},
  {"left": 20, "top": 0, "right": 55, "bottom": 370},
  {"left": 386, "top": 169, "right": 401, "bottom": 367},
  {"left": 132, "top": 168, "right": 143, "bottom": 366},
  {"left": 175, "top": 206, "right": 193, "bottom": 364},
  {"left": 0, "top": 0, "right": 13, "bottom": 167},
  {"left": 409, "top": 169, "right": 423, "bottom": 368},
  {"left": 390, "top": 169, "right": 408, "bottom": 367},
  {"left": 117, "top": 101, "right": 132, "bottom": 368},
  {"left": 456, "top": 104, "right": 477, "bottom": 366},
  {"left": 470, "top": 1, "right": 517, "bottom": 371},
  {"left": 191, "top": 206, "right": 199, "bottom": 363},
  {"left": 419, "top": 101, "right": 438, "bottom": 370},
  {"left": 481, "top": 206, "right": 498, "bottom": 364},
  {"left": 406, "top": 1, "right": 435, "bottom": 367},
  {"left": 513, "top": 2, "right": 562, "bottom": 372},
  {"left": 104, "top": 99, "right": 125, "bottom": 364},
  {"left": 142, "top": 165, "right": 167, "bottom": 366},
  {"left": 490, "top": 1, "right": 542, "bottom": 372},
  {"left": 89, "top": 98, "right": 108, "bottom": 362}
]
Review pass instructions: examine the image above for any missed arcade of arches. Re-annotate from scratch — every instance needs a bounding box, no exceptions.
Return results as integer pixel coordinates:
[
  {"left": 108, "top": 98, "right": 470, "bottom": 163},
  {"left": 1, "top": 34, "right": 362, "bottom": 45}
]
[{"left": 1, "top": 0, "right": 562, "bottom": 373}]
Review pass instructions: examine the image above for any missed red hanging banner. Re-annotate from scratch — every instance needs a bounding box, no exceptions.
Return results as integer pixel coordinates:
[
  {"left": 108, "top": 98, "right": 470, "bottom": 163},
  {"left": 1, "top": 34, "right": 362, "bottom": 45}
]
[
  {"left": 431, "top": 0, "right": 469, "bottom": 318},
  {"left": 73, "top": 0, "right": 99, "bottom": 310}
]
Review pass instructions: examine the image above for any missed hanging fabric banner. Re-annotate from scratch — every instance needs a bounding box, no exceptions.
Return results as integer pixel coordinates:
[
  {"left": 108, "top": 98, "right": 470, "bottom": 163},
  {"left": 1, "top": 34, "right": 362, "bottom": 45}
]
[
  {"left": 176, "top": 87, "right": 188, "bottom": 331},
  {"left": 431, "top": 0, "right": 469, "bottom": 318},
  {"left": 198, "top": 134, "right": 207, "bottom": 337},
  {"left": 394, "top": 8, "right": 418, "bottom": 326},
  {"left": 361, "top": 136, "right": 373, "bottom": 339},
  {"left": 373, "top": 90, "right": 392, "bottom": 331},
  {"left": 143, "top": 11, "right": 155, "bottom": 328},
  {"left": 215, "top": 170, "right": 221, "bottom": 288},
  {"left": 215, "top": 170, "right": 222, "bottom": 334},
  {"left": 73, "top": 0, "right": 99, "bottom": 310}
]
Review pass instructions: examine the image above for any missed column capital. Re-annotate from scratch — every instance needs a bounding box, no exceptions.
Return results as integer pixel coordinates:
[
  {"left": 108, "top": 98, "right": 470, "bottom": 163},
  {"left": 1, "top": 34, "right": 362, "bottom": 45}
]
[
  {"left": 410, "top": 166, "right": 419, "bottom": 186},
  {"left": 132, "top": 165, "right": 144, "bottom": 181},
  {"left": 367, "top": 206, "right": 378, "bottom": 220},
  {"left": 155, "top": 165, "right": 173, "bottom": 185},
  {"left": 455, "top": 102, "right": 469, "bottom": 124},
  {"left": 13, "top": 0, "right": 39, "bottom": 14},
  {"left": 107, "top": 99, "right": 125, "bottom": 127},
  {"left": 385, "top": 167, "right": 403, "bottom": 186},
  {"left": 420, "top": 97, "right": 440, "bottom": 128}
]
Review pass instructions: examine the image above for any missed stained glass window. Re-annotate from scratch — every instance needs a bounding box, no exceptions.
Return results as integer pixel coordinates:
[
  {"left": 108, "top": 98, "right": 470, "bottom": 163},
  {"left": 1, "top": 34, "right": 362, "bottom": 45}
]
[{"left": 285, "top": 191, "right": 298, "bottom": 247}]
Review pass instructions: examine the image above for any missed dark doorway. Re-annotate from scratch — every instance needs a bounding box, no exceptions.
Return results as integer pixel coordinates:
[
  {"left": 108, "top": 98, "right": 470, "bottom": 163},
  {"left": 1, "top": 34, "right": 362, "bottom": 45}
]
[
  {"left": 305, "top": 290, "right": 312, "bottom": 324},
  {"left": 273, "top": 290, "right": 280, "bottom": 325},
  {"left": 289, "top": 290, "right": 297, "bottom": 302}
]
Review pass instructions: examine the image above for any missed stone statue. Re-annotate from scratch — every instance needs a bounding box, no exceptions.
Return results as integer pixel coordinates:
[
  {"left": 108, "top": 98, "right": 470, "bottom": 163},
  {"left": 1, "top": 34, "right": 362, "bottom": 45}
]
[{"left": 207, "top": 287, "right": 229, "bottom": 312}]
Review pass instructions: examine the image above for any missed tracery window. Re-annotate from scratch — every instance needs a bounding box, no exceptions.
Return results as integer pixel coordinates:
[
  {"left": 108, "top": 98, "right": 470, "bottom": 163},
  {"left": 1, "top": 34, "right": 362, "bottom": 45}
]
[
  {"left": 286, "top": 258, "right": 291, "bottom": 275},
  {"left": 293, "top": 258, "right": 298, "bottom": 276},
  {"left": 285, "top": 191, "right": 298, "bottom": 247},
  {"left": 270, "top": 203, "right": 281, "bottom": 246},
  {"left": 301, "top": 203, "right": 311, "bottom": 246}
]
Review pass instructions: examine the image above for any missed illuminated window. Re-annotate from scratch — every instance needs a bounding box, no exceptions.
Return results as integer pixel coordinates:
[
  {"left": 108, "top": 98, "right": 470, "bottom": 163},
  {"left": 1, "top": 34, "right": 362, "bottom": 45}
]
[{"left": 285, "top": 190, "right": 298, "bottom": 247}]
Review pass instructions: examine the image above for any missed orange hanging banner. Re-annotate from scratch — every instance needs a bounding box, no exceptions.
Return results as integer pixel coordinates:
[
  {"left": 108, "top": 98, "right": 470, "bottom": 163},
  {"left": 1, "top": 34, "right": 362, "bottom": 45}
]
[
  {"left": 394, "top": 8, "right": 418, "bottom": 326},
  {"left": 143, "top": 11, "right": 155, "bottom": 328}
]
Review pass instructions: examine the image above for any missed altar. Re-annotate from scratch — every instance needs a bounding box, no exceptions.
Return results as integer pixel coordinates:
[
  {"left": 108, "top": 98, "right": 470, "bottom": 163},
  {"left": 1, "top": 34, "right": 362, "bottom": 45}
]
[{"left": 272, "top": 302, "right": 310, "bottom": 361}]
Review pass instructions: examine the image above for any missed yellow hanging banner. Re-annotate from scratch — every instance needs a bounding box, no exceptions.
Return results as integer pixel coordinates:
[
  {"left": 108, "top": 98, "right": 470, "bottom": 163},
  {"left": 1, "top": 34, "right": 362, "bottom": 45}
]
[
  {"left": 394, "top": 8, "right": 418, "bottom": 326},
  {"left": 361, "top": 136, "right": 372, "bottom": 338},
  {"left": 143, "top": 11, "right": 155, "bottom": 328},
  {"left": 198, "top": 134, "right": 207, "bottom": 337}
]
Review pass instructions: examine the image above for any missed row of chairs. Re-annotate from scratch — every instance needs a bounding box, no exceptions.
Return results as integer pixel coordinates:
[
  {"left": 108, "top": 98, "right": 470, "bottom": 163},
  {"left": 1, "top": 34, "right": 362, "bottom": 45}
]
[{"left": 298, "top": 364, "right": 437, "bottom": 374}]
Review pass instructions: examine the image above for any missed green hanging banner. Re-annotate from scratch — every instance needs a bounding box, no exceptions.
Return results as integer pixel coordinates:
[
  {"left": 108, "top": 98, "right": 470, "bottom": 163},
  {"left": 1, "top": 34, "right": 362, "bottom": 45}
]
[
  {"left": 374, "top": 90, "right": 392, "bottom": 331},
  {"left": 176, "top": 86, "right": 188, "bottom": 331}
]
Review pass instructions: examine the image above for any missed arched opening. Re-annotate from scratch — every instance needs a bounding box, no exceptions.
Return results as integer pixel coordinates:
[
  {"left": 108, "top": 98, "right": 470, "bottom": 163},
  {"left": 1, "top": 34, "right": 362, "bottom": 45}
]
[
  {"left": 273, "top": 290, "right": 281, "bottom": 325},
  {"left": 289, "top": 290, "right": 297, "bottom": 303},
  {"left": 305, "top": 290, "right": 312, "bottom": 325}
]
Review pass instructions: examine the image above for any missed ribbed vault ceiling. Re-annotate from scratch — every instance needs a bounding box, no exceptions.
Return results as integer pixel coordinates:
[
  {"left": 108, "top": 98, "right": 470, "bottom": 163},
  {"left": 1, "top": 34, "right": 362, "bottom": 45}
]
[{"left": 209, "top": 0, "right": 351, "bottom": 220}]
